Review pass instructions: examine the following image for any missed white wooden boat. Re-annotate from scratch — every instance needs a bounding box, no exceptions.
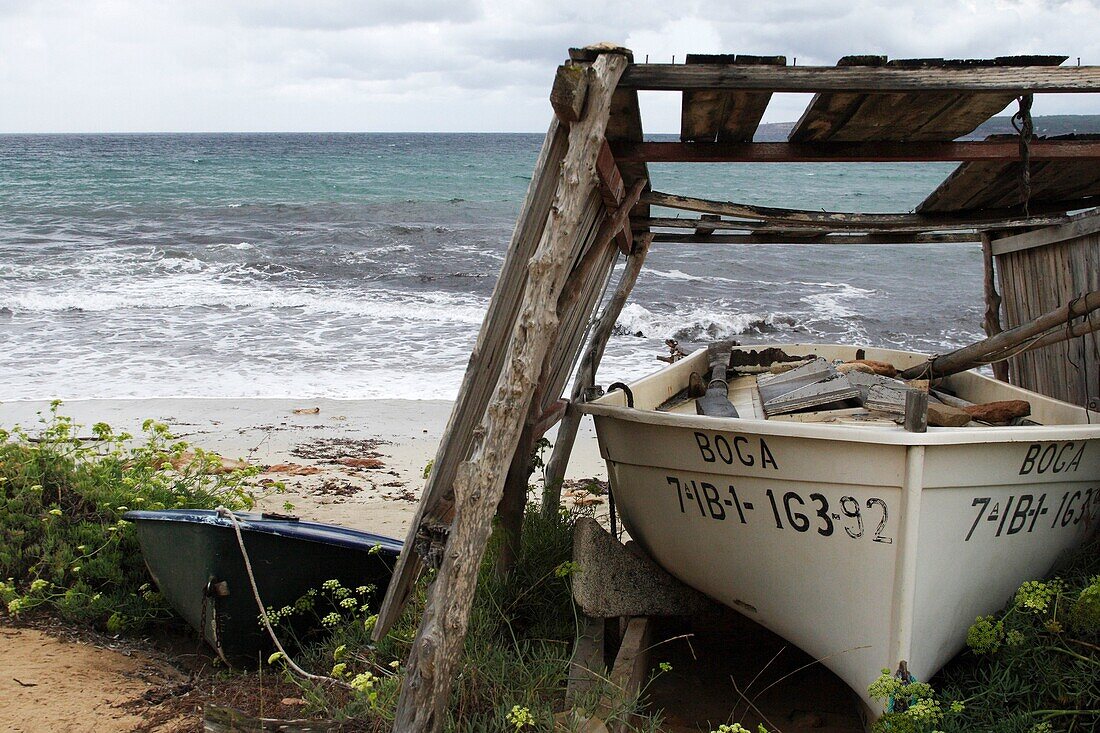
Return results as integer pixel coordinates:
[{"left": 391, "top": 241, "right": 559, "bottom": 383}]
[{"left": 580, "top": 343, "right": 1100, "bottom": 712}]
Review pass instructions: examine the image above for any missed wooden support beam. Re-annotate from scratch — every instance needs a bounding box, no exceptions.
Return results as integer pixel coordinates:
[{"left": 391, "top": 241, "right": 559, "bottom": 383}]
[
  {"left": 532, "top": 399, "right": 569, "bottom": 438},
  {"left": 543, "top": 235, "right": 652, "bottom": 512},
  {"left": 650, "top": 232, "right": 979, "bottom": 244},
  {"left": 610, "top": 139, "right": 1100, "bottom": 163},
  {"left": 619, "top": 61, "right": 1097, "bottom": 93},
  {"left": 643, "top": 190, "right": 1080, "bottom": 231},
  {"left": 565, "top": 615, "right": 607, "bottom": 705},
  {"left": 389, "top": 50, "right": 630, "bottom": 731},
  {"left": 602, "top": 617, "right": 653, "bottom": 733},
  {"left": 980, "top": 232, "right": 1009, "bottom": 381},
  {"left": 596, "top": 139, "right": 631, "bottom": 252},
  {"left": 640, "top": 215, "right": 1045, "bottom": 235},
  {"left": 374, "top": 119, "right": 570, "bottom": 642},
  {"left": 899, "top": 290, "right": 1100, "bottom": 380},
  {"left": 591, "top": 177, "right": 646, "bottom": 257}
]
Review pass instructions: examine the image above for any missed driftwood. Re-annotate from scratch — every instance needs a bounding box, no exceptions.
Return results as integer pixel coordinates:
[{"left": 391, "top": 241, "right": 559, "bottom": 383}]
[
  {"left": 543, "top": 234, "right": 652, "bottom": 512},
  {"left": 389, "top": 51, "right": 630, "bottom": 731},
  {"left": 899, "top": 291, "right": 1100, "bottom": 380}
]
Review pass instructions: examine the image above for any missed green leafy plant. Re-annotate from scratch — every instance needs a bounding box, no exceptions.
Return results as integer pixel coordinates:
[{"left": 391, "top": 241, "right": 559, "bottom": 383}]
[
  {"left": 0, "top": 403, "right": 260, "bottom": 631},
  {"left": 933, "top": 537, "right": 1099, "bottom": 732}
]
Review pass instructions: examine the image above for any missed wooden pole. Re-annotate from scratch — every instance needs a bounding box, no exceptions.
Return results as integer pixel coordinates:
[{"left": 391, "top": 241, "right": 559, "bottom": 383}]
[
  {"left": 899, "top": 291, "right": 1100, "bottom": 380},
  {"left": 390, "top": 51, "right": 629, "bottom": 731},
  {"left": 543, "top": 234, "right": 652, "bottom": 514},
  {"left": 980, "top": 232, "right": 1009, "bottom": 381},
  {"left": 372, "top": 117, "right": 569, "bottom": 640}
]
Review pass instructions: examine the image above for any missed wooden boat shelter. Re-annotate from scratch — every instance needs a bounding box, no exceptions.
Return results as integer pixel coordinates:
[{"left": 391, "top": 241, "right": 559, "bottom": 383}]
[{"left": 373, "top": 45, "right": 1100, "bottom": 729}]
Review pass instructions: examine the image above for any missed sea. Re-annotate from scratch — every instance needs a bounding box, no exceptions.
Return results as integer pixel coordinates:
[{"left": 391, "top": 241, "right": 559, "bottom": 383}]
[{"left": 0, "top": 133, "right": 983, "bottom": 402}]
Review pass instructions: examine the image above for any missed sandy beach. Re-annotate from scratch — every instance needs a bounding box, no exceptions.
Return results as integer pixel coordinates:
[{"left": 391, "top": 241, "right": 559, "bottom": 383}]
[{"left": 0, "top": 397, "right": 609, "bottom": 537}]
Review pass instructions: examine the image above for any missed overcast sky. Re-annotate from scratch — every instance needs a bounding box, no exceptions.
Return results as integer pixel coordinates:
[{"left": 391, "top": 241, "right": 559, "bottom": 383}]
[{"left": 2, "top": 0, "right": 1098, "bottom": 133}]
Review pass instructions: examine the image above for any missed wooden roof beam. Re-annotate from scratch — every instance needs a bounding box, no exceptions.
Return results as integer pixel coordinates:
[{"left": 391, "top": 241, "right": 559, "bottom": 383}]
[
  {"left": 618, "top": 63, "right": 1100, "bottom": 93},
  {"left": 651, "top": 232, "right": 980, "bottom": 245},
  {"left": 611, "top": 139, "right": 1100, "bottom": 163},
  {"left": 637, "top": 214, "right": 1062, "bottom": 234},
  {"left": 643, "top": 190, "right": 1095, "bottom": 230}
]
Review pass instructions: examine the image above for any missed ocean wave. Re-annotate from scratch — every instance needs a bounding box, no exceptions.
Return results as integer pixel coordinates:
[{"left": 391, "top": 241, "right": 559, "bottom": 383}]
[
  {"left": 4, "top": 279, "right": 488, "bottom": 323},
  {"left": 614, "top": 303, "right": 798, "bottom": 341}
]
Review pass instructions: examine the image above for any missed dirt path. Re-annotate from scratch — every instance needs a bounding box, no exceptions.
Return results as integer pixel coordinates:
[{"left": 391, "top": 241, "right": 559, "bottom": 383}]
[{"left": 0, "top": 625, "right": 190, "bottom": 733}]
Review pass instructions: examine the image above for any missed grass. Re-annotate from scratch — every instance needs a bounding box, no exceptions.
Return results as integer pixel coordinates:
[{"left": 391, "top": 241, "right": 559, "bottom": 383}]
[{"left": 266, "top": 504, "right": 664, "bottom": 732}]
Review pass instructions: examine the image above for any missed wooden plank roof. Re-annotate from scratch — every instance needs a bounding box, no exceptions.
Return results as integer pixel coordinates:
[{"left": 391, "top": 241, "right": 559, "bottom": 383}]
[
  {"left": 919, "top": 134, "right": 1100, "bottom": 213},
  {"left": 680, "top": 54, "right": 785, "bottom": 142},
  {"left": 585, "top": 51, "right": 1100, "bottom": 233},
  {"left": 788, "top": 56, "right": 1066, "bottom": 143}
]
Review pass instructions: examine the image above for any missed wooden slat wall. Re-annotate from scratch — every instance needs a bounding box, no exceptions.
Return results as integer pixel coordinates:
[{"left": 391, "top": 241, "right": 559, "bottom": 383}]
[
  {"left": 994, "top": 221, "right": 1100, "bottom": 408},
  {"left": 789, "top": 56, "right": 1065, "bottom": 143},
  {"left": 680, "top": 54, "right": 785, "bottom": 142}
]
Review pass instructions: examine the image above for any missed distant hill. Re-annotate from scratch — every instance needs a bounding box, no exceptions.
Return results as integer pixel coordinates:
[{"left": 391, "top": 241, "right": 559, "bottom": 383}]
[{"left": 752, "top": 114, "right": 1100, "bottom": 141}]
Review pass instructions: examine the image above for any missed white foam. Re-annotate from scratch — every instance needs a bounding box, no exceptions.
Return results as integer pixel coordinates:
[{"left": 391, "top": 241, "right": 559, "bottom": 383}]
[{"left": 616, "top": 302, "right": 792, "bottom": 342}]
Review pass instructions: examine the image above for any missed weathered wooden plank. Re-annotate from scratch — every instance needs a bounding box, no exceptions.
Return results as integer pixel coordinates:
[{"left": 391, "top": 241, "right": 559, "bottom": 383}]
[
  {"left": 604, "top": 60, "right": 649, "bottom": 212},
  {"left": 788, "top": 56, "right": 887, "bottom": 143},
  {"left": 992, "top": 211, "right": 1100, "bottom": 255},
  {"left": 610, "top": 138, "right": 1100, "bottom": 163},
  {"left": 551, "top": 62, "right": 590, "bottom": 124},
  {"left": 595, "top": 139, "right": 632, "bottom": 252},
  {"left": 543, "top": 234, "right": 652, "bottom": 509},
  {"left": 567, "top": 615, "right": 608, "bottom": 706},
  {"left": 389, "top": 51, "right": 630, "bottom": 731},
  {"left": 639, "top": 212, "right": 1071, "bottom": 234},
  {"left": 596, "top": 139, "right": 625, "bottom": 207},
  {"left": 981, "top": 233, "right": 1009, "bottom": 381},
  {"left": 620, "top": 59, "right": 1090, "bottom": 92},
  {"left": 680, "top": 54, "right": 784, "bottom": 143},
  {"left": 792, "top": 58, "right": 1062, "bottom": 143},
  {"left": 602, "top": 617, "right": 653, "bottom": 733},
  {"left": 642, "top": 190, "right": 1078, "bottom": 230},
  {"left": 651, "top": 232, "right": 978, "bottom": 244},
  {"left": 373, "top": 118, "right": 569, "bottom": 638},
  {"left": 921, "top": 159, "right": 1100, "bottom": 213}
]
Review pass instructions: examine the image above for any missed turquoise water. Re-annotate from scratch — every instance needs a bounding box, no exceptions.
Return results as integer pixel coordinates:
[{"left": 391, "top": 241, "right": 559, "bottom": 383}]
[{"left": 0, "top": 133, "right": 982, "bottom": 400}]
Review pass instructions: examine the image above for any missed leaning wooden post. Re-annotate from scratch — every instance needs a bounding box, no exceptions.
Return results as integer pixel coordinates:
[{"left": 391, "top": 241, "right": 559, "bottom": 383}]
[
  {"left": 543, "top": 234, "right": 652, "bottom": 514},
  {"left": 980, "top": 231, "right": 1009, "bottom": 381},
  {"left": 390, "top": 51, "right": 629, "bottom": 732}
]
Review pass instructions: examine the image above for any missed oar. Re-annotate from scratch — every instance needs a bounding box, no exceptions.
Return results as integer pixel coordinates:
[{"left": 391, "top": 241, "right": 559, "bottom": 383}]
[
  {"left": 696, "top": 341, "right": 740, "bottom": 417},
  {"left": 899, "top": 291, "right": 1100, "bottom": 381}
]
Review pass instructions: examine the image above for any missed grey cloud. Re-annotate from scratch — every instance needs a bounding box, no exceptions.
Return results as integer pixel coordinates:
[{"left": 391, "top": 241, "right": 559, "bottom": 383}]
[{"left": 225, "top": 0, "right": 481, "bottom": 30}]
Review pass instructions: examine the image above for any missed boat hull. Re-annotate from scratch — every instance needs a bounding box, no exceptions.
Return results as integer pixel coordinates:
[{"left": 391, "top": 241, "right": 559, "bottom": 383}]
[
  {"left": 126, "top": 510, "right": 402, "bottom": 660},
  {"left": 583, "top": 344, "right": 1100, "bottom": 711}
]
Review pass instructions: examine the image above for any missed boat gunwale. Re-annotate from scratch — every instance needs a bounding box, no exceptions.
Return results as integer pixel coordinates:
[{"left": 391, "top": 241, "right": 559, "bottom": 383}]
[
  {"left": 580, "top": 343, "right": 1100, "bottom": 447},
  {"left": 124, "top": 509, "right": 403, "bottom": 554}
]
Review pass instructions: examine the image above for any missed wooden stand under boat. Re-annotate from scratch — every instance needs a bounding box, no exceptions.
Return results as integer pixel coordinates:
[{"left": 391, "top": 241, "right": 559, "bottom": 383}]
[{"left": 373, "top": 45, "right": 1100, "bottom": 731}]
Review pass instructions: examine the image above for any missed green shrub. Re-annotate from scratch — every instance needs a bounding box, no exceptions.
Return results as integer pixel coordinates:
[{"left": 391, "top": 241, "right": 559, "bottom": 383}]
[
  {"left": 0, "top": 402, "right": 259, "bottom": 630},
  {"left": 934, "top": 537, "right": 1100, "bottom": 733}
]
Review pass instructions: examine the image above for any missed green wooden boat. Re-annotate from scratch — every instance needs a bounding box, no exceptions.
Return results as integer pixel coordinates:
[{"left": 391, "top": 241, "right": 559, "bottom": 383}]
[{"left": 125, "top": 509, "right": 402, "bottom": 662}]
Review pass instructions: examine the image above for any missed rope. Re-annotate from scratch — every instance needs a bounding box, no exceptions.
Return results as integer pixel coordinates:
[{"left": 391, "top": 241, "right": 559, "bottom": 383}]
[
  {"left": 215, "top": 506, "right": 351, "bottom": 689},
  {"left": 1012, "top": 95, "right": 1034, "bottom": 216}
]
